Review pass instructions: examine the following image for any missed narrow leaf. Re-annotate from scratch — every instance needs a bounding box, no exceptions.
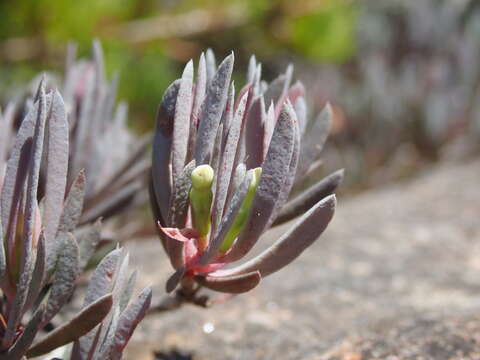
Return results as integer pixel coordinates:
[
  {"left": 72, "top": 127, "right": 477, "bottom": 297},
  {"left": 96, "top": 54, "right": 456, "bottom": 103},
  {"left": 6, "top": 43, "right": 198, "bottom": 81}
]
[
  {"left": 273, "top": 169, "right": 344, "bottom": 225},
  {"left": 213, "top": 195, "right": 336, "bottom": 278},
  {"left": 172, "top": 61, "right": 194, "bottom": 185},
  {"left": 194, "top": 53, "right": 234, "bottom": 165},
  {"left": 224, "top": 102, "right": 296, "bottom": 262},
  {"left": 110, "top": 288, "right": 152, "bottom": 359},
  {"left": 195, "top": 271, "right": 261, "bottom": 294},
  {"left": 152, "top": 80, "right": 180, "bottom": 221},
  {"left": 27, "top": 294, "right": 113, "bottom": 358},
  {"left": 43, "top": 232, "right": 79, "bottom": 327},
  {"left": 44, "top": 90, "right": 69, "bottom": 266}
]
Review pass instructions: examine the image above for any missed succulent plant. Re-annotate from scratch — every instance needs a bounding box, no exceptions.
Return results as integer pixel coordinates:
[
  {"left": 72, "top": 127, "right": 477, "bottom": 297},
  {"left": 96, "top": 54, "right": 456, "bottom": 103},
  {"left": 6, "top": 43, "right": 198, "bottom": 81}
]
[
  {"left": 6, "top": 41, "right": 150, "bottom": 231},
  {"left": 150, "top": 51, "right": 342, "bottom": 304},
  {"left": 0, "top": 80, "right": 150, "bottom": 359}
]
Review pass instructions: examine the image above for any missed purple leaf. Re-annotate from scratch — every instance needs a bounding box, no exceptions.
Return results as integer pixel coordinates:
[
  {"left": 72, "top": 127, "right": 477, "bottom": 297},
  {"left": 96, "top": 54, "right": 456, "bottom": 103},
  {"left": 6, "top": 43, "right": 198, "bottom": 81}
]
[
  {"left": 58, "top": 170, "right": 86, "bottom": 234},
  {"left": 0, "top": 304, "right": 45, "bottom": 360},
  {"left": 245, "top": 96, "right": 266, "bottom": 169},
  {"left": 152, "top": 80, "right": 180, "bottom": 221},
  {"left": 172, "top": 61, "right": 194, "bottom": 185},
  {"left": 44, "top": 90, "right": 69, "bottom": 263},
  {"left": 195, "top": 271, "right": 261, "bottom": 294},
  {"left": 27, "top": 294, "right": 113, "bottom": 358},
  {"left": 224, "top": 101, "right": 297, "bottom": 262},
  {"left": 77, "top": 219, "right": 102, "bottom": 271},
  {"left": 273, "top": 169, "right": 344, "bottom": 225},
  {"left": 110, "top": 287, "right": 152, "bottom": 359},
  {"left": 194, "top": 53, "right": 234, "bottom": 165},
  {"left": 212, "top": 87, "right": 248, "bottom": 229},
  {"left": 42, "top": 232, "right": 79, "bottom": 327},
  {"left": 213, "top": 195, "right": 336, "bottom": 278}
]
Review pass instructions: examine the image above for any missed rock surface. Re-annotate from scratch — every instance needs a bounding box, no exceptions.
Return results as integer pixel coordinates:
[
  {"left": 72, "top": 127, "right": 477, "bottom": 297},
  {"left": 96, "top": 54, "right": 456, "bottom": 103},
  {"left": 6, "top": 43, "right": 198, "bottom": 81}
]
[{"left": 126, "top": 160, "right": 480, "bottom": 360}]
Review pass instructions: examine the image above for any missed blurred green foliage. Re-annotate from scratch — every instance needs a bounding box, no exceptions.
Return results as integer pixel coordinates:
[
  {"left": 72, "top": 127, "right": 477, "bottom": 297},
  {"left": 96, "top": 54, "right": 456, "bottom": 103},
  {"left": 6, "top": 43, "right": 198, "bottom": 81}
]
[
  {"left": 291, "top": 2, "right": 356, "bottom": 62},
  {"left": 0, "top": 0, "right": 356, "bottom": 131}
]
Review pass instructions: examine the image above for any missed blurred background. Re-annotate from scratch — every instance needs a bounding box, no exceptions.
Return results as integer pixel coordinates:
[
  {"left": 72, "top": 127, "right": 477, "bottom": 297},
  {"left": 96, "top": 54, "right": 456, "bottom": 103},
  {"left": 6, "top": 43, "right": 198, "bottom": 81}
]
[{"left": 1, "top": 0, "right": 479, "bottom": 193}]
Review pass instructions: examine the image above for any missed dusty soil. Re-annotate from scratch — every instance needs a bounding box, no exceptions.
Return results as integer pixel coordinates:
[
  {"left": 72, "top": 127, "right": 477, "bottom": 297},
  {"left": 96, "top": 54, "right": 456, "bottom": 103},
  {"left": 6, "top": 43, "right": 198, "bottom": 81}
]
[{"left": 125, "top": 159, "right": 480, "bottom": 360}]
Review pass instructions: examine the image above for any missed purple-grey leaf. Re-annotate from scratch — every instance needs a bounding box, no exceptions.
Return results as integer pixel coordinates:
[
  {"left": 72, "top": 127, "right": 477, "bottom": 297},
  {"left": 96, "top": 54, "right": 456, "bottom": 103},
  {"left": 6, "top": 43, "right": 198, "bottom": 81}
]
[
  {"left": 84, "top": 249, "right": 121, "bottom": 307},
  {"left": 44, "top": 90, "right": 69, "bottom": 264},
  {"left": 269, "top": 116, "right": 300, "bottom": 226},
  {"left": 213, "top": 195, "right": 336, "bottom": 278},
  {"left": 221, "top": 83, "right": 235, "bottom": 144},
  {"left": 1, "top": 86, "right": 44, "bottom": 247},
  {"left": 210, "top": 123, "right": 224, "bottom": 189},
  {"left": 192, "top": 52, "right": 207, "bottom": 123},
  {"left": 96, "top": 304, "right": 120, "bottom": 359},
  {"left": 119, "top": 271, "right": 136, "bottom": 312},
  {"left": 212, "top": 87, "right": 248, "bottom": 228},
  {"left": 3, "top": 139, "right": 32, "bottom": 271},
  {"left": 110, "top": 287, "right": 152, "bottom": 359},
  {"left": 0, "top": 304, "right": 45, "bottom": 360},
  {"left": 168, "top": 160, "right": 195, "bottom": 228},
  {"left": 23, "top": 232, "right": 46, "bottom": 315},
  {"left": 297, "top": 103, "right": 332, "bottom": 179},
  {"left": 77, "top": 219, "right": 102, "bottom": 271},
  {"left": 172, "top": 61, "right": 194, "bottom": 185},
  {"left": 205, "top": 49, "right": 217, "bottom": 87},
  {"left": 26, "top": 294, "right": 113, "bottom": 358},
  {"left": 224, "top": 102, "right": 296, "bottom": 262},
  {"left": 195, "top": 271, "right": 261, "bottom": 294},
  {"left": 194, "top": 53, "right": 234, "bottom": 165},
  {"left": 245, "top": 96, "right": 266, "bottom": 169},
  {"left": 274, "top": 169, "right": 344, "bottom": 225},
  {"left": 152, "top": 80, "right": 180, "bottom": 221},
  {"left": 79, "top": 249, "right": 121, "bottom": 356},
  {"left": 42, "top": 232, "right": 79, "bottom": 327},
  {"left": 166, "top": 160, "right": 195, "bottom": 269},
  {"left": 4, "top": 83, "right": 47, "bottom": 349},
  {"left": 295, "top": 96, "right": 308, "bottom": 136},
  {"left": 58, "top": 170, "right": 86, "bottom": 233},
  {"left": 247, "top": 55, "right": 257, "bottom": 84}
]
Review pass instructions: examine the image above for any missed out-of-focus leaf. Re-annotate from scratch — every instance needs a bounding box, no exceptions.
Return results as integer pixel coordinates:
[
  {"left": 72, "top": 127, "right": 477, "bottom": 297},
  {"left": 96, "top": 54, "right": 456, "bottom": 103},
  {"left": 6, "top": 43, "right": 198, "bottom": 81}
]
[{"left": 291, "top": 2, "right": 356, "bottom": 63}]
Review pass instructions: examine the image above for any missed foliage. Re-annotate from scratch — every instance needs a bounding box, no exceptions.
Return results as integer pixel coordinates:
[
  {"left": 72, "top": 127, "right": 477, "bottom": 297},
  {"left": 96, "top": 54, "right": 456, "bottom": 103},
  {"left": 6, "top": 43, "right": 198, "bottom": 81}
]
[
  {"left": 0, "top": 80, "right": 150, "bottom": 359},
  {"left": 150, "top": 51, "right": 342, "bottom": 307}
]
